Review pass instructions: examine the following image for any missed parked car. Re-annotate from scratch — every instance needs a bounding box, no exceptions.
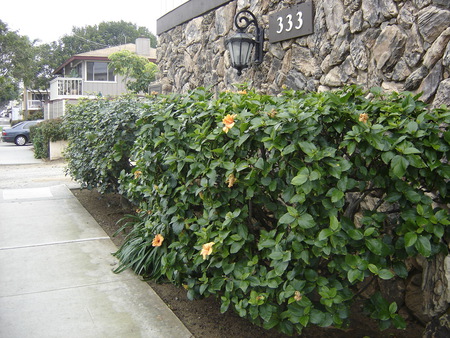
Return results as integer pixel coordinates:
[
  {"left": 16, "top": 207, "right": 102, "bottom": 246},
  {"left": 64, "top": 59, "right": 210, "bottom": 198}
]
[{"left": 1, "top": 120, "right": 43, "bottom": 146}]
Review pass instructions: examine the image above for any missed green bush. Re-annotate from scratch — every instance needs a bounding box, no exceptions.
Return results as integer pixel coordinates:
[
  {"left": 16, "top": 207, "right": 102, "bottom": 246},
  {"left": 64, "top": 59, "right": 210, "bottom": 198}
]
[
  {"left": 63, "top": 95, "right": 147, "bottom": 193},
  {"left": 116, "top": 86, "right": 450, "bottom": 335},
  {"left": 27, "top": 111, "right": 44, "bottom": 120},
  {"left": 31, "top": 118, "right": 66, "bottom": 159}
]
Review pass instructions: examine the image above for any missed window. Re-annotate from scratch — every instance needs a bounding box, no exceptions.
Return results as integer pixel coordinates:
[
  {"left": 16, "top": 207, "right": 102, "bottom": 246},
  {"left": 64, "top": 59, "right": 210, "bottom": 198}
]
[{"left": 86, "top": 62, "right": 115, "bottom": 82}]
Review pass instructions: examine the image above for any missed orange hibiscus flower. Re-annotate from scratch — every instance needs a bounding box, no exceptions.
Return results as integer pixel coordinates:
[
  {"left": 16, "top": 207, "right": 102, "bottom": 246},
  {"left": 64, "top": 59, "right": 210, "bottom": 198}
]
[
  {"left": 152, "top": 234, "right": 164, "bottom": 247},
  {"left": 222, "top": 114, "right": 237, "bottom": 133}
]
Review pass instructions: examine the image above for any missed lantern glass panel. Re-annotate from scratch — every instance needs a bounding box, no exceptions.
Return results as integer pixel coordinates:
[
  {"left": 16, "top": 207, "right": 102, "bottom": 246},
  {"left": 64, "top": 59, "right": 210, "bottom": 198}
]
[{"left": 226, "top": 32, "right": 255, "bottom": 71}]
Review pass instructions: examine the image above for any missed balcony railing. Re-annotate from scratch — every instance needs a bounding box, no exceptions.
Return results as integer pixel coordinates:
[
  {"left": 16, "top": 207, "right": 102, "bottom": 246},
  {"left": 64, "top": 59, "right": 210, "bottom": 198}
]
[
  {"left": 50, "top": 77, "right": 83, "bottom": 100},
  {"left": 27, "top": 100, "right": 44, "bottom": 110}
]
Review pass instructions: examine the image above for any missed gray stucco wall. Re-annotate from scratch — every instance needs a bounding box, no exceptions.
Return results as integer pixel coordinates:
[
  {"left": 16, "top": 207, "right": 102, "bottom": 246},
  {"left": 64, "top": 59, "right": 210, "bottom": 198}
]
[{"left": 157, "top": 0, "right": 450, "bottom": 108}]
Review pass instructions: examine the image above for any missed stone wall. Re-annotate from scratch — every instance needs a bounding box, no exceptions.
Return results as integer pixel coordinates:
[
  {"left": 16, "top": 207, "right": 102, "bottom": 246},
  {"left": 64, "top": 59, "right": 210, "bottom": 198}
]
[{"left": 157, "top": 0, "right": 450, "bottom": 108}]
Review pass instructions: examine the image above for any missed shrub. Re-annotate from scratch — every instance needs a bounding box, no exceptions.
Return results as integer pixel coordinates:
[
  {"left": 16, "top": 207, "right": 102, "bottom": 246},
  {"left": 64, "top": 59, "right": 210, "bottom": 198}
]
[
  {"left": 117, "top": 86, "right": 450, "bottom": 335},
  {"left": 63, "top": 95, "right": 147, "bottom": 193},
  {"left": 27, "top": 111, "right": 44, "bottom": 120},
  {"left": 31, "top": 118, "right": 66, "bottom": 159}
]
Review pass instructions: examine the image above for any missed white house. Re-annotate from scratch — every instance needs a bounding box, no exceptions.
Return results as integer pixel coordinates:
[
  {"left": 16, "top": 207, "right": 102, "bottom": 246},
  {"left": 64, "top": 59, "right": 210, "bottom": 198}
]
[{"left": 45, "top": 38, "right": 156, "bottom": 119}]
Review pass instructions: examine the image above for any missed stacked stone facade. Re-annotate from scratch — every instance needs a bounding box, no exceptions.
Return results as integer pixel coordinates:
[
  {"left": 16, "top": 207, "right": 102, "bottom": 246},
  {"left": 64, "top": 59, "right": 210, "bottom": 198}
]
[{"left": 157, "top": 0, "right": 450, "bottom": 108}]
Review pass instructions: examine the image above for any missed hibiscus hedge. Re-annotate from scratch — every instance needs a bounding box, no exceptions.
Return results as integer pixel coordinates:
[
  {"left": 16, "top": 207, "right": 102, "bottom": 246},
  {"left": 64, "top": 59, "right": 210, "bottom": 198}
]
[
  {"left": 64, "top": 95, "right": 146, "bottom": 193},
  {"left": 65, "top": 87, "right": 450, "bottom": 335}
]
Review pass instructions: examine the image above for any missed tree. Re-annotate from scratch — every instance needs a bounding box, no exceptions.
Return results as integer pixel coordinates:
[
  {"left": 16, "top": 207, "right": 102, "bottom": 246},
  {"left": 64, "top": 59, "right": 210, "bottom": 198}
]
[
  {"left": 109, "top": 50, "right": 158, "bottom": 94},
  {"left": 0, "top": 20, "right": 36, "bottom": 102},
  {"left": 56, "top": 21, "right": 156, "bottom": 65}
]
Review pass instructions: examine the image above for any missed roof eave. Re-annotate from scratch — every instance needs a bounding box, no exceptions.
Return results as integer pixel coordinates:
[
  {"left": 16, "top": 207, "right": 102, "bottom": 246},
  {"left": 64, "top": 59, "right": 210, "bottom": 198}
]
[{"left": 53, "top": 55, "right": 156, "bottom": 75}]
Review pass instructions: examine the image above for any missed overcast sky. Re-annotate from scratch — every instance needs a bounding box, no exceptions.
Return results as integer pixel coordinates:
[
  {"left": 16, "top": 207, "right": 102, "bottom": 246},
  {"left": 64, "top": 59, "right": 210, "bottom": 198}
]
[{"left": 1, "top": 0, "right": 167, "bottom": 44}]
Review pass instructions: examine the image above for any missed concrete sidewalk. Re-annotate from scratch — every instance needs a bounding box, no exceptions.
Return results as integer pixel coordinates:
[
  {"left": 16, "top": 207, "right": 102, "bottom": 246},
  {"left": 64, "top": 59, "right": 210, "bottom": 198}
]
[{"left": 0, "top": 145, "right": 192, "bottom": 337}]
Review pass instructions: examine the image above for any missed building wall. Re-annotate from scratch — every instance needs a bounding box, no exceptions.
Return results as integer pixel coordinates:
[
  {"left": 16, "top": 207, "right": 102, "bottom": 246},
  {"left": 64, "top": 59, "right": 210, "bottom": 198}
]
[
  {"left": 83, "top": 76, "right": 128, "bottom": 97},
  {"left": 157, "top": 0, "right": 450, "bottom": 108}
]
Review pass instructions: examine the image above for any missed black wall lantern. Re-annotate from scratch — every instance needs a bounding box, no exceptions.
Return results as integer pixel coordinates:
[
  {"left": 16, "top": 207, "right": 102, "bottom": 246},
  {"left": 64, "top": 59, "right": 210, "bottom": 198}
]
[{"left": 226, "top": 10, "right": 264, "bottom": 76}]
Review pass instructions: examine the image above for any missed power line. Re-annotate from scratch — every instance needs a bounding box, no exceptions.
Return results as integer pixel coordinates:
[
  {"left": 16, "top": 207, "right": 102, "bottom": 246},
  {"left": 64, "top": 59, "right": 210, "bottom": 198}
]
[{"left": 72, "top": 34, "right": 110, "bottom": 48}]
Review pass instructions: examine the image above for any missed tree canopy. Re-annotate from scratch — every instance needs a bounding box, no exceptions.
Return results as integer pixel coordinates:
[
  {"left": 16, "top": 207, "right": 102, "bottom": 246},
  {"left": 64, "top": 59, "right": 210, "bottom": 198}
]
[
  {"left": 109, "top": 50, "right": 158, "bottom": 93},
  {"left": 57, "top": 21, "right": 157, "bottom": 65},
  {"left": 0, "top": 20, "right": 36, "bottom": 102}
]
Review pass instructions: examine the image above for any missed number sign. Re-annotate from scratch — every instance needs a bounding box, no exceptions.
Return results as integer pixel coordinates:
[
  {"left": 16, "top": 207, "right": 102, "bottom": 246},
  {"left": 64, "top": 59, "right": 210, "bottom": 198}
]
[{"left": 268, "top": 2, "right": 314, "bottom": 43}]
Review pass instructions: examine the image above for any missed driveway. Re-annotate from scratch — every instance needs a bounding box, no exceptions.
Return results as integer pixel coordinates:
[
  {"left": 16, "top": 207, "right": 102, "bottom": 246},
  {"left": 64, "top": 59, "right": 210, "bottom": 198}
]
[{"left": 0, "top": 142, "right": 77, "bottom": 189}]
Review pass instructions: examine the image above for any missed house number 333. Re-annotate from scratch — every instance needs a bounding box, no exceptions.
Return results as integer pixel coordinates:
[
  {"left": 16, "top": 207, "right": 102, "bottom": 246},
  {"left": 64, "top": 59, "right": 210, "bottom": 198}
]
[
  {"left": 268, "top": 3, "right": 314, "bottom": 43},
  {"left": 276, "top": 11, "right": 303, "bottom": 34}
]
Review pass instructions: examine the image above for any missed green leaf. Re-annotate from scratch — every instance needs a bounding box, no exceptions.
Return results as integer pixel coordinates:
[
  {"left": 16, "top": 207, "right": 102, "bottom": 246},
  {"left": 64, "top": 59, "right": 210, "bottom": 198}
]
[
  {"left": 282, "top": 144, "right": 296, "bottom": 155},
  {"left": 433, "top": 224, "right": 444, "bottom": 238},
  {"left": 389, "top": 302, "right": 398, "bottom": 314},
  {"left": 269, "top": 251, "right": 284, "bottom": 260},
  {"left": 404, "top": 232, "right": 417, "bottom": 247},
  {"left": 378, "top": 269, "right": 394, "bottom": 280},
  {"left": 274, "top": 260, "right": 289, "bottom": 275},
  {"left": 297, "top": 213, "right": 315, "bottom": 229},
  {"left": 392, "top": 314, "right": 407, "bottom": 329},
  {"left": 167, "top": 205, "right": 178, "bottom": 215},
  {"left": 230, "top": 241, "right": 244, "bottom": 254},
  {"left": 236, "top": 161, "right": 249, "bottom": 172},
  {"left": 318, "top": 228, "right": 333, "bottom": 241},
  {"left": 347, "top": 269, "right": 363, "bottom": 283},
  {"left": 259, "top": 304, "right": 273, "bottom": 322},
  {"left": 415, "top": 236, "right": 431, "bottom": 257},
  {"left": 393, "top": 262, "right": 408, "bottom": 279},
  {"left": 406, "top": 121, "right": 418, "bottom": 133},
  {"left": 381, "top": 151, "right": 395, "bottom": 164},
  {"left": 222, "top": 161, "right": 235, "bottom": 170},
  {"left": 331, "top": 189, "right": 344, "bottom": 203},
  {"left": 385, "top": 192, "right": 402, "bottom": 203},
  {"left": 298, "top": 141, "right": 317, "bottom": 156},
  {"left": 310, "top": 170, "right": 321, "bottom": 181},
  {"left": 391, "top": 155, "right": 409, "bottom": 178},
  {"left": 258, "top": 239, "right": 276, "bottom": 249},
  {"left": 300, "top": 250, "right": 309, "bottom": 264},
  {"left": 365, "top": 238, "right": 384, "bottom": 255},
  {"left": 364, "top": 227, "right": 376, "bottom": 237},
  {"left": 255, "top": 158, "right": 265, "bottom": 170},
  {"left": 287, "top": 206, "right": 299, "bottom": 217},
  {"left": 309, "top": 309, "right": 325, "bottom": 325},
  {"left": 405, "top": 190, "right": 421, "bottom": 203},
  {"left": 407, "top": 154, "right": 426, "bottom": 168},
  {"left": 223, "top": 262, "right": 235, "bottom": 275},
  {"left": 279, "top": 212, "right": 296, "bottom": 225},
  {"left": 347, "top": 229, "right": 363, "bottom": 241},
  {"left": 238, "top": 133, "right": 251, "bottom": 146},
  {"left": 220, "top": 297, "right": 230, "bottom": 313},
  {"left": 368, "top": 264, "right": 379, "bottom": 274},
  {"left": 304, "top": 269, "right": 318, "bottom": 281},
  {"left": 367, "top": 133, "right": 389, "bottom": 151},
  {"left": 291, "top": 167, "right": 309, "bottom": 186},
  {"left": 402, "top": 147, "right": 421, "bottom": 154},
  {"left": 330, "top": 216, "right": 340, "bottom": 231}
]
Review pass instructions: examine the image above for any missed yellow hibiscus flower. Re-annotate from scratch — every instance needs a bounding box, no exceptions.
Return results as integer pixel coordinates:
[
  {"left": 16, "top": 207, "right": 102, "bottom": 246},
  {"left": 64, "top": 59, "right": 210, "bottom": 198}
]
[
  {"left": 226, "top": 173, "right": 237, "bottom": 188},
  {"left": 359, "top": 113, "right": 369, "bottom": 123}
]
